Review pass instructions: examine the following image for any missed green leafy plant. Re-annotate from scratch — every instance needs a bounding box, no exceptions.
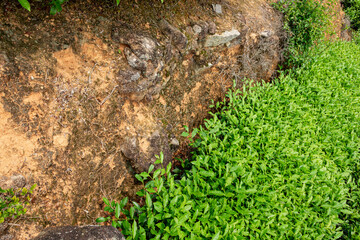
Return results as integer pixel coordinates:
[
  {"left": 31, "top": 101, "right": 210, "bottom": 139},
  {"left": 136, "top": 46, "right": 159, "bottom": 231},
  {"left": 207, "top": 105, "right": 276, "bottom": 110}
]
[
  {"left": 97, "top": 153, "right": 174, "bottom": 239},
  {"left": 272, "top": 0, "right": 333, "bottom": 67},
  {"left": 98, "top": 41, "right": 360, "bottom": 239},
  {"left": 342, "top": 0, "right": 360, "bottom": 31},
  {"left": 0, "top": 184, "right": 36, "bottom": 224},
  {"left": 49, "top": 0, "right": 67, "bottom": 15}
]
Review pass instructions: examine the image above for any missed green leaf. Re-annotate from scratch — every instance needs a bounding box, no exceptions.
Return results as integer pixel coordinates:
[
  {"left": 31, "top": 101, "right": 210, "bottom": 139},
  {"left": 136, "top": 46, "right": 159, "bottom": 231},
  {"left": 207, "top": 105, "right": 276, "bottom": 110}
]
[
  {"left": 132, "top": 220, "right": 138, "bottom": 239},
  {"left": 160, "top": 152, "right": 164, "bottom": 164},
  {"left": 140, "top": 172, "right": 150, "bottom": 178},
  {"left": 209, "top": 190, "right": 225, "bottom": 196},
  {"left": 135, "top": 174, "right": 143, "bottom": 182},
  {"left": 212, "top": 231, "right": 220, "bottom": 240},
  {"left": 166, "top": 162, "right": 172, "bottom": 175},
  {"left": 18, "top": 0, "right": 31, "bottom": 11},
  {"left": 181, "top": 132, "right": 189, "bottom": 137},
  {"left": 191, "top": 128, "right": 198, "bottom": 138},
  {"left": 146, "top": 192, "right": 152, "bottom": 208},
  {"left": 154, "top": 158, "right": 162, "bottom": 164},
  {"left": 246, "top": 188, "right": 257, "bottom": 194},
  {"left": 148, "top": 164, "right": 154, "bottom": 173},
  {"left": 30, "top": 184, "right": 36, "bottom": 193},
  {"left": 199, "top": 170, "right": 215, "bottom": 177},
  {"left": 136, "top": 190, "right": 145, "bottom": 197},
  {"left": 104, "top": 206, "right": 113, "bottom": 212},
  {"left": 96, "top": 217, "right": 107, "bottom": 223},
  {"left": 112, "top": 219, "right": 117, "bottom": 228},
  {"left": 122, "top": 220, "right": 131, "bottom": 233},
  {"left": 341, "top": 209, "right": 353, "bottom": 215},
  {"left": 103, "top": 197, "right": 110, "bottom": 206},
  {"left": 120, "top": 197, "right": 128, "bottom": 208},
  {"left": 154, "top": 202, "right": 163, "bottom": 212},
  {"left": 153, "top": 169, "right": 161, "bottom": 179},
  {"left": 132, "top": 201, "right": 141, "bottom": 210},
  {"left": 146, "top": 187, "right": 156, "bottom": 193},
  {"left": 130, "top": 206, "right": 135, "bottom": 219},
  {"left": 116, "top": 0, "right": 120, "bottom": 6},
  {"left": 115, "top": 203, "right": 121, "bottom": 218}
]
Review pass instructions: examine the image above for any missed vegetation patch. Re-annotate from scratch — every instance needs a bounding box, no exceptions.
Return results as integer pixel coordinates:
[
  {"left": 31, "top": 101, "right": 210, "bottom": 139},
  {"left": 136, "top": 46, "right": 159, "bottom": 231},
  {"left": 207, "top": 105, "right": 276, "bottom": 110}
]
[
  {"left": 0, "top": 184, "right": 36, "bottom": 224},
  {"left": 272, "top": 0, "right": 333, "bottom": 67},
  {"left": 98, "top": 40, "right": 360, "bottom": 239},
  {"left": 342, "top": 0, "right": 360, "bottom": 31}
]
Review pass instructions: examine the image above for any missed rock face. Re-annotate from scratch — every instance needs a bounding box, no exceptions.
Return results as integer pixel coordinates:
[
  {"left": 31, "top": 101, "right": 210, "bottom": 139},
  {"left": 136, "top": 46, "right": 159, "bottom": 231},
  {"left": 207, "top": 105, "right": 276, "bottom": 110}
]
[
  {"left": 341, "top": 16, "right": 353, "bottom": 41},
  {"left": 32, "top": 226, "right": 125, "bottom": 240},
  {"left": 111, "top": 30, "right": 164, "bottom": 101},
  {"left": 159, "top": 19, "right": 188, "bottom": 50},
  {"left": 0, "top": 175, "right": 26, "bottom": 189},
  {"left": 121, "top": 128, "right": 171, "bottom": 173}
]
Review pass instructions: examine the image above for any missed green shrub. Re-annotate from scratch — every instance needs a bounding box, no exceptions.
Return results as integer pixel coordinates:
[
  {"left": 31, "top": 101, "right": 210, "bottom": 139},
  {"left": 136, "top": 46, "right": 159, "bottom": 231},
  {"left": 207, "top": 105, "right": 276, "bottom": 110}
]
[
  {"left": 342, "top": 0, "right": 360, "bottom": 31},
  {"left": 0, "top": 184, "right": 36, "bottom": 223},
  {"left": 98, "top": 41, "right": 360, "bottom": 239},
  {"left": 272, "top": 0, "right": 333, "bottom": 67}
]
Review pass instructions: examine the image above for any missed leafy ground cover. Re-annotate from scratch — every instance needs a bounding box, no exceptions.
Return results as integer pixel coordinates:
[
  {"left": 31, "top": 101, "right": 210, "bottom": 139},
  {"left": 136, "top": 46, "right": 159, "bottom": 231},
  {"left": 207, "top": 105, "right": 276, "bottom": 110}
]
[
  {"left": 98, "top": 40, "right": 360, "bottom": 239},
  {"left": 272, "top": 0, "right": 334, "bottom": 68},
  {"left": 342, "top": 0, "right": 360, "bottom": 31},
  {"left": 0, "top": 184, "right": 36, "bottom": 224}
]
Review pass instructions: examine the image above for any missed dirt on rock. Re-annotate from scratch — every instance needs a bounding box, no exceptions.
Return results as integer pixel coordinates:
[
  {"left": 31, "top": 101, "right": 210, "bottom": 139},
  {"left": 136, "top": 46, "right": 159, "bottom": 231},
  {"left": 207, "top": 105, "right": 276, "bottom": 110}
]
[{"left": 0, "top": 0, "right": 347, "bottom": 239}]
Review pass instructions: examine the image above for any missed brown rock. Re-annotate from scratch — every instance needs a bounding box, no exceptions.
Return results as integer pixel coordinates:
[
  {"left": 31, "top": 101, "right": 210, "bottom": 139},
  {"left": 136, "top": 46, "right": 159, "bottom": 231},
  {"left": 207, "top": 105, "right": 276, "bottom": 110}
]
[
  {"left": 0, "top": 222, "right": 8, "bottom": 235},
  {"left": 208, "top": 22, "right": 217, "bottom": 35},
  {"left": 159, "top": 19, "right": 188, "bottom": 50},
  {"left": 32, "top": 226, "right": 125, "bottom": 240},
  {"left": 0, "top": 234, "right": 13, "bottom": 240},
  {"left": 111, "top": 29, "right": 159, "bottom": 61},
  {"left": 0, "top": 175, "right": 26, "bottom": 190},
  {"left": 124, "top": 48, "right": 147, "bottom": 71},
  {"left": 121, "top": 129, "right": 171, "bottom": 173}
]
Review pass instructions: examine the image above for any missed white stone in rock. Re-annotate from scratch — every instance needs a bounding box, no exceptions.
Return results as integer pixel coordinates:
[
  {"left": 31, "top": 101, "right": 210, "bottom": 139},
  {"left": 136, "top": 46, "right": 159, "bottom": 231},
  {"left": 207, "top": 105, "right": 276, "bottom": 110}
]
[
  {"left": 204, "top": 30, "right": 240, "bottom": 47},
  {"left": 193, "top": 25, "right": 202, "bottom": 35},
  {"left": 212, "top": 4, "right": 222, "bottom": 14}
]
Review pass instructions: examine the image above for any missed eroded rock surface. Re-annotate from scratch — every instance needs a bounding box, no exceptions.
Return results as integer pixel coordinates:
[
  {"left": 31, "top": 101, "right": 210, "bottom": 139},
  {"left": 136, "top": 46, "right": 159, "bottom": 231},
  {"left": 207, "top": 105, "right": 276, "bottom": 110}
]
[
  {"left": 32, "top": 226, "right": 125, "bottom": 240},
  {"left": 112, "top": 30, "right": 164, "bottom": 101},
  {"left": 0, "top": 175, "right": 26, "bottom": 189}
]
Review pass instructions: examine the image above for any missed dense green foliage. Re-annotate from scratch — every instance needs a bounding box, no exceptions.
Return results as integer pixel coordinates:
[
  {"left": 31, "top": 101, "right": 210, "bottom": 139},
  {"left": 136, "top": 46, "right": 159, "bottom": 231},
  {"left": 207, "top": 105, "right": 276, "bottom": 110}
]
[
  {"left": 272, "top": 0, "right": 333, "bottom": 67},
  {"left": 0, "top": 184, "right": 36, "bottom": 223},
  {"left": 98, "top": 41, "right": 360, "bottom": 239},
  {"left": 342, "top": 0, "right": 360, "bottom": 31}
]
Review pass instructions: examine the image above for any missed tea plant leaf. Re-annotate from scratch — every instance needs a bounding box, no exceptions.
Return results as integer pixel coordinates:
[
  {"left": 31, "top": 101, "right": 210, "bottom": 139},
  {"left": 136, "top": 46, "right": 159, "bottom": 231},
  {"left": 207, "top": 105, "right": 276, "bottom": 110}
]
[
  {"left": 96, "top": 217, "right": 106, "bottom": 223},
  {"left": 115, "top": 203, "right": 121, "bottom": 218},
  {"left": 103, "top": 197, "right": 110, "bottom": 206},
  {"left": 132, "top": 220, "right": 138, "bottom": 239},
  {"left": 18, "top": 0, "right": 30, "bottom": 11},
  {"left": 146, "top": 192, "right": 152, "bottom": 208}
]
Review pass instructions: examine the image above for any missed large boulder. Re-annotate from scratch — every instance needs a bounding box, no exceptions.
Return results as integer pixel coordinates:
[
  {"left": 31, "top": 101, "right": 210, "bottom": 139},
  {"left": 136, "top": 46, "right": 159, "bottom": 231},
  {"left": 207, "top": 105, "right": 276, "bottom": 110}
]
[{"left": 32, "top": 226, "right": 125, "bottom": 240}]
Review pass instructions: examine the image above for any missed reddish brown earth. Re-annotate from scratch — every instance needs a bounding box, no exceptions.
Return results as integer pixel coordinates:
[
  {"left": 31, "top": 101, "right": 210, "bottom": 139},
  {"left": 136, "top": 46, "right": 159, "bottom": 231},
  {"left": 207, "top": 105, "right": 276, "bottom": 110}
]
[{"left": 0, "top": 0, "right": 348, "bottom": 238}]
